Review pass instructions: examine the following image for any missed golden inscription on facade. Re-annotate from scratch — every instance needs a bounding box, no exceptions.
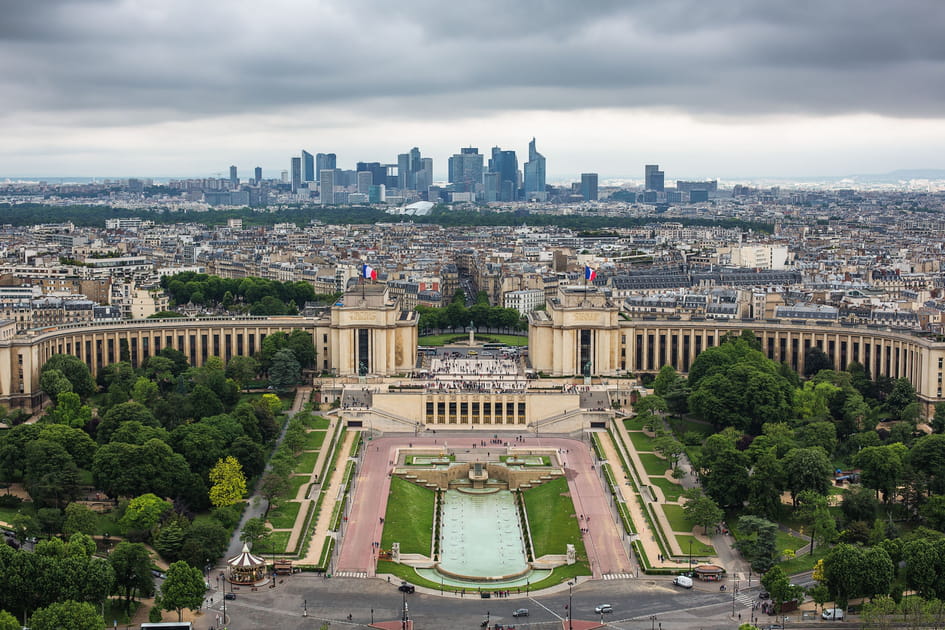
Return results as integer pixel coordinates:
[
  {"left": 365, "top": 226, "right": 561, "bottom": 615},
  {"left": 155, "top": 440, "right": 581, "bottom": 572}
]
[
  {"left": 350, "top": 313, "right": 378, "bottom": 322},
  {"left": 573, "top": 313, "right": 599, "bottom": 322}
]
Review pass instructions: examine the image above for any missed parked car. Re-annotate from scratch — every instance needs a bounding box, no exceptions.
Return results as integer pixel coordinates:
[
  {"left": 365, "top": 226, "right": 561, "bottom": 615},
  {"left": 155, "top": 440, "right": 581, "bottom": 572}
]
[
  {"left": 398, "top": 583, "right": 415, "bottom": 594},
  {"left": 759, "top": 590, "right": 769, "bottom": 600},
  {"left": 512, "top": 608, "right": 529, "bottom": 617},
  {"left": 822, "top": 608, "right": 844, "bottom": 620},
  {"left": 594, "top": 604, "right": 613, "bottom": 614},
  {"left": 224, "top": 593, "right": 236, "bottom": 600},
  {"left": 673, "top": 575, "right": 693, "bottom": 589}
]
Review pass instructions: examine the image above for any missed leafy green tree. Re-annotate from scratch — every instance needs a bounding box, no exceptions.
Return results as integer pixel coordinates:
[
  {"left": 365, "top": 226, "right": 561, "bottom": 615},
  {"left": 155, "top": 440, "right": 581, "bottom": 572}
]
[
  {"left": 187, "top": 384, "right": 224, "bottom": 420},
  {"left": 909, "top": 434, "right": 945, "bottom": 494},
  {"left": 823, "top": 543, "right": 865, "bottom": 609},
  {"left": 855, "top": 443, "right": 907, "bottom": 503},
  {"left": 796, "top": 490, "right": 837, "bottom": 553},
  {"left": 782, "top": 447, "right": 832, "bottom": 506},
  {"left": 208, "top": 456, "right": 246, "bottom": 508},
  {"left": 153, "top": 519, "right": 186, "bottom": 561},
  {"left": 747, "top": 448, "right": 784, "bottom": 521},
  {"left": 269, "top": 348, "right": 301, "bottom": 390},
  {"left": 131, "top": 377, "right": 160, "bottom": 407},
  {"left": 240, "top": 517, "right": 272, "bottom": 550},
  {"left": 97, "top": 401, "right": 159, "bottom": 444},
  {"left": 932, "top": 402, "right": 945, "bottom": 434},
  {"left": 841, "top": 485, "right": 879, "bottom": 525},
  {"left": 286, "top": 329, "right": 316, "bottom": 369},
  {"left": 652, "top": 435, "right": 685, "bottom": 470},
  {"left": 700, "top": 433, "right": 750, "bottom": 507},
  {"left": 0, "top": 610, "right": 19, "bottom": 630},
  {"left": 225, "top": 356, "right": 259, "bottom": 390},
  {"left": 43, "top": 392, "right": 92, "bottom": 428},
  {"left": 108, "top": 541, "right": 155, "bottom": 612},
  {"left": 735, "top": 515, "right": 779, "bottom": 572},
  {"left": 652, "top": 365, "right": 681, "bottom": 397},
  {"left": 760, "top": 565, "right": 792, "bottom": 610},
  {"left": 41, "top": 354, "right": 96, "bottom": 399},
  {"left": 860, "top": 546, "right": 894, "bottom": 600},
  {"left": 886, "top": 377, "right": 917, "bottom": 419},
  {"left": 160, "top": 561, "right": 205, "bottom": 621},
  {"left": 178, "top": 520, "right": 228, "bottom": 569},
  {"left": 902, "top": 538, "right": 945, "bottom": 600},
  {"left": 920, "top": 495, "right": 945, "bottom": 530},
  {"left": 39, "top": 368, "right": 73, "bottom": 403},
  {"left": 24, "top": 439, "right": 80, "bottom": 508},
  {"left": 681, "top": 488, "right": 723, "bottom": 534},
  {"left": 804, "top": 346, "right": 833, "bottom": 377},
  {"left": 119, "top": 493, "right": 171, "bottom": 539},
  {"left": 30, "top": 600, "right": 104, "bottom": 630},
  {"left": 795, "top": 421, "right": 838, "bottom": 453},
  {"left": 62, "top": 503, "right": 98, "bottom": 537}
]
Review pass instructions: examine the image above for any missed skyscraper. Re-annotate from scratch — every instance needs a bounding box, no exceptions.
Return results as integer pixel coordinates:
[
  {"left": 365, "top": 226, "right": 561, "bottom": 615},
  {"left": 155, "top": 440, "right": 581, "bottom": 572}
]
[
  {"left": 645, "top": 164, "right": 665, "bottom": 192},
  {"left": 316, "top": 153, "right": 336, "bottom": 177},
  {"left": 229, "top": 165, "right": 238, "bottom": 188},
  {"left": 357, "top": 171, "right": 373, "bottom": 195},
  {"left": 415, "top": 157, "right": 433, "bottom": 193},
  {"left": 301, "top": 150, "right": 314, "bottom": 182},
  {"left": 397, "top": 153, "right": 410, "bottom": 190},
  {"left": 523, "top": 138, "right": 546, "bottom": 200},
  {"left": 581, "top": 173, "right": 599, "bottom": 201},
  {"left": 489, "top": 147, "right": 518, "bottom": 201},
  {"left": 254, "top": 166, "right": 262, "bottom": 185},
  {"left": 290, "top": 157, "right": 302, "bottom": 193},
  {"left": 319, "top": 169, "right": 338, "bottom": 205},
  {"left": 448, "top": 147, "right": 483, "bottom": 193}
]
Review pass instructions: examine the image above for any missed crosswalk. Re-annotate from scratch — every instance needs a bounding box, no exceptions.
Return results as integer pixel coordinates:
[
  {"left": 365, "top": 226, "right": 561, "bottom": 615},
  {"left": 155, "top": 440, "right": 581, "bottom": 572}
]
[
  {"left": 333, "top": 571, "right": 367, "bottom": 578},
  {"left": 733, "top": 592, "right": 756, "bottom": 607},
  {"left": 602, "top": 573, "right": 633, "bottom": 580}
]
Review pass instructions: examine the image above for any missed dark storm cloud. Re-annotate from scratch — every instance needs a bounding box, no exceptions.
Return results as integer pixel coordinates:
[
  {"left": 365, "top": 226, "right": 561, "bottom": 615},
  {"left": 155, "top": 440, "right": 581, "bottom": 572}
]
[{"left": 1, "top": 0, "right": 944, "bottom": 124}]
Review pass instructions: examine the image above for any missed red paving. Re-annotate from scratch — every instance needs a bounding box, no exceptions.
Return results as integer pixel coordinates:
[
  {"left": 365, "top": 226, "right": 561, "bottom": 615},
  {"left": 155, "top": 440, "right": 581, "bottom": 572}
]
[{"left": 335, "top": 435, "right": 633, "bottom": 579}]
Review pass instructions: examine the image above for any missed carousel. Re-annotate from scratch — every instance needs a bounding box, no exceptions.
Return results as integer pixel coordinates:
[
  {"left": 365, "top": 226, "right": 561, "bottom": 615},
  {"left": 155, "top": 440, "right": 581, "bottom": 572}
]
[{"left": 226, "top": 543, "right": 268, "bottom": 585}]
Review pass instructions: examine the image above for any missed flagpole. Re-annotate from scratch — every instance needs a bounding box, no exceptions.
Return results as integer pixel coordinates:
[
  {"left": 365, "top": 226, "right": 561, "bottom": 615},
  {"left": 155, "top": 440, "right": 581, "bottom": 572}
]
[{"left": 362, "top": 265, "right": 366, "bottom": 300}]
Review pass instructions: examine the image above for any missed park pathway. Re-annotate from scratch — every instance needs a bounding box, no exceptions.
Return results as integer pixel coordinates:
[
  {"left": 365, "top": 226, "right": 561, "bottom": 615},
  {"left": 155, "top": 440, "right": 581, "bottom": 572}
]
[{"left": 294, "top": 428, "right": 356, "bottom": 566}]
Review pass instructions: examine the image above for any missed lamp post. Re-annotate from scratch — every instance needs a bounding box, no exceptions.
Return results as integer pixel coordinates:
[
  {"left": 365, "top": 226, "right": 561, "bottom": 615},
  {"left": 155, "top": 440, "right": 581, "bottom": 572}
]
[
  {"left": 303, "top": 599, "right": 307, "bottom": 617},
  {"left": 568, "top": 580, "right": 574, "bottom": 630},
  {"left": 732, "top": 576, "right": 739, "bottom": 617},
  {"left": 649, "top": 615, "right": 657, "bottom": 630},
  {"left": 402, "top": 587, "right": 408, "bottom": 630},
  {"left": 371, "top": 608, "right": 374, "bottom": 624}
]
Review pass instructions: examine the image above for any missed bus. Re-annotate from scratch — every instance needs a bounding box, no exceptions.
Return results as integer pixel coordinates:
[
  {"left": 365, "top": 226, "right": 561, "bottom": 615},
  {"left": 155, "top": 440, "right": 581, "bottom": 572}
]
[
  {"left": 418, "top": 346, "right": 438, "bottom": 356},
  {"left": 482, "top": 342, "right": 507, "bottom": 350}
]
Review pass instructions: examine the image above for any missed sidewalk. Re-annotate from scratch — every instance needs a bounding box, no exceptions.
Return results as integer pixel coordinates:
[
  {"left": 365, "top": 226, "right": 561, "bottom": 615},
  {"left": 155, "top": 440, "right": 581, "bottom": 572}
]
[{"left": 296, "top": 429, "right": 356, "bottom": 565}]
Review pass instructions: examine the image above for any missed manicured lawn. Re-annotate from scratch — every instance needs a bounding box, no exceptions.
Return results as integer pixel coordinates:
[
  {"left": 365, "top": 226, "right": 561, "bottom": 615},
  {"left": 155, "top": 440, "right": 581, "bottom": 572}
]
[
  {"left": 477, "top": 334, "right": 528, "bottom": 346},
  {"left": 418, "top": 334, "right": 470, "bottom": 346},
  {"left": 676, "top": 534, "right": 715, "bottom": 556},
  {"left": 523, "top": 477, "right": 585, "bottom": 558},
  {"left": 649, "top": 477, "right": 684, "bottom": 502},
  {"left": 304, "top": 430, "right": 327, "bottom": 450},
  {"left": 282, "top": 475, "right": 309, "bottom": 501},
  {"left": 776, "top": 546, "right": 829, "bottom": 575},
  {"left": 667, "top": 417, "right": 716, "bottom": 438},
  {"left": 376, "top": 560, "right": 591, "bottom": 593},
  {"left": 623, "top": 416, "right": 648, "bottom": 431},
  {"left": 268, "top": 501, "right": 301, "bottom": 529},
  {"left": 294, "top": 450, "right": 320, "bottom": 474},
  {"left": 381, "top": 477, "right": 435, "bottom": 555},
  {"left": 418, "top": 334, "right": 528, "bottom": 347},
  {"left": 638, "top": 452, "right": 670, "bottom": 476},
  {"left": 627, "top": 431, "right": 655, "bottom": 452},
  {"left": 775, "top": 529, "right": 809, "bottom": 553},
  {"left": 255, "top": 530, "right": 291, "bottom": 554},
  {"left": 302, "top": 415, "right": 331, "bottom": 430},
  {"left": 662, "top": 504, "right": 694, "bottom": 532}
]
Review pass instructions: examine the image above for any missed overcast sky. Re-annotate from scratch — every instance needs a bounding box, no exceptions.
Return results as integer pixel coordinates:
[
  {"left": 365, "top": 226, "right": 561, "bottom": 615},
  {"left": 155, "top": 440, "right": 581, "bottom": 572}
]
[{"left": 2, "top": 0, "right": 945, "bottom": 181}]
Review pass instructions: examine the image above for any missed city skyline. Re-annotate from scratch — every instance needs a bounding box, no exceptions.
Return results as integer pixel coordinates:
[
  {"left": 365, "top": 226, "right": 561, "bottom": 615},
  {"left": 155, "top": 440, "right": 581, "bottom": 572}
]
[{"left": 2, "top": 1, "right": 945, "bottom": 179}]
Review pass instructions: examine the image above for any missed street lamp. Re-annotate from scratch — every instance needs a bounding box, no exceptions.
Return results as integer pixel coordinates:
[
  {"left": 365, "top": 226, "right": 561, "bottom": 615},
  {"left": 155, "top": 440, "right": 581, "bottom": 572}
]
[
  {"left": 568, "top": 580, "right": 574, "bottom": 630},
  {"left": 732, "top": 576, "right": 739, "bottom": 617},
  {"left": 650, "top": 615, "right": 657, "bottom": 630},
  {"left": 303, "top": 599, "right": 307, "bottom": 617},
  {"left": 402, "top": 587, "right": 408, "bottom": 630}
]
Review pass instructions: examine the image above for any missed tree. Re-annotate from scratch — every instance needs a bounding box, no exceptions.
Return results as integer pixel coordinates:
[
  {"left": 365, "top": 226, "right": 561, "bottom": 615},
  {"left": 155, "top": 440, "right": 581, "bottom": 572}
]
[
  {"left": 269, "top": 348, "right": 301, "bottom": 391},
  {"left": 208, "top": 456, "right": 247, "bottom": 508},
  {"left": 803, "top": 346, "right": 833, "bottom": 377},
  {"left": 43, "top": 391, "right": 92, "bottom": 429},
  {"left": 652, "top": 435, "right": 685, "bottom": 470},
  {"left": 760, "top": 565, "right": 793, "bottom": 611},
  {"left": 240, "top": 517, "right": 272, "bottom": 551},
  {"left": 747, "top": 448, "right": 784, "bottom": 521},
  {"left": 933, "top": 402, "right": 945, "bottom": 434},
  {"left": 24, "top": 439, "right": 80, "bottom": 508},
  {"left": 796, "top": 490, "right": 838, "bottom": 553},
  {"left": 108, "top": 541, "right": 155, "bottom": 612},
  {"left": 841, "top": 485, "right": 880, "bottom": 524},
  {"left": 160, "top": 561, "right": 205, "bottom": 621},
  {"left": 41, "top": 354, "right": 96, "bottom": 400},
  {"left": 119, "top": 493, "right": 171, "bottom": 539},
  {"left": 178, "top": 520, "right": 228, "bottom": 569},
  {"left": 908, "top": 434, "right": 945, "bottom": 494},
  {"left": 855, "top": 443, "right": 907, "bottom": 503},
  {"left": 782, "top": 447, "right": 832, "bottom": 506},
  {"left": 682, "top": 489, "right": 723, "bottom": 535},
  {"left": 0, "top": 611, "right": 18, "bottom": 630},
  {"left": 62, "top": 503, "right": 97, "bottom": 537},
  {"left": 225, "top": 356, "right": 259, "bottom": 390},
  {"left": 30, "top": 600, "right": 104, "bottom": 630},
  {"left": 652, "top": 365, "right": 682, "bottom": 397},
  {"left": 886, "top": 377, "right": 917, "bottom": 419},
  {"left": 860, "top": 546, "right": 894, "bottom": 600},
  {"left": 902, "top": 538, "right": 945, "bottom": 600},
  {"left": 39, "top": 368, "right": 73, "bottom": 403},
  {"left": 131, "top": 377, "right": 160, "bottom": 407},
  {"left": 97, "top": 401, "right": 159, "bottom": 444},
  {"left": 259, "top": 472, "right": 290, "bottom": 516},
  {"left": 286, "top": 329, "right": 316, "bottom": 369},
  {"left": 735, "top": 515, "right": 779, "bottom": 572},
  {"left": 823, "top": 543, "right": 865, "bottom": 609}
]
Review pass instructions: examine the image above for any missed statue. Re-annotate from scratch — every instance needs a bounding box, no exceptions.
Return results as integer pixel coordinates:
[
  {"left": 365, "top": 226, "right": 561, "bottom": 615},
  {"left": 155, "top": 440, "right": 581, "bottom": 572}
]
[
  {"left": 358, "top": 361, "right": 368, "bottom": 376},
  {"left": 583, "top": 361, "right": 592, "bottom": 377}
]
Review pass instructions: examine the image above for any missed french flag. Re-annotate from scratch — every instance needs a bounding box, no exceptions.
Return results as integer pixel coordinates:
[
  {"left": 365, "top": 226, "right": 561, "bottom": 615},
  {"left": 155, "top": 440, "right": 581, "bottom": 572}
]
[
  {"left": 584, "top": 265, "right": 597, "bottom": 281},
  {"left": 362, "top": 264, "right": 377, "bottom": 281}
]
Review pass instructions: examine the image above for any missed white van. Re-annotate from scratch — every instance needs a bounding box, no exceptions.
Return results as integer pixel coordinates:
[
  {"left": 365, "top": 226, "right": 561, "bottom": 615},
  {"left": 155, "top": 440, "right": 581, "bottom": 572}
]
[
  {"left": 822, "top": 608, "right": 844, "bottom": 620},
  {"left": 673, "top": 575, "right": 693, "bottom": 589}
]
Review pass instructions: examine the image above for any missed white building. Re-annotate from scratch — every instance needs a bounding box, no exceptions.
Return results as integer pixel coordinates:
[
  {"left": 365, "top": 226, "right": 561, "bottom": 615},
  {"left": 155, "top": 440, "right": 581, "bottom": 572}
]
[{"left": 504, "top": 289, "right": 545, "bottom": 315}]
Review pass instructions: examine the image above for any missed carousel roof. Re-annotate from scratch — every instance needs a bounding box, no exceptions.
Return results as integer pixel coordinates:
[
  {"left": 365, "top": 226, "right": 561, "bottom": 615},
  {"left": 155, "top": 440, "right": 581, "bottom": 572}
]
[{"left": 228, "top": 543, "right": 265, "bottom": 568}]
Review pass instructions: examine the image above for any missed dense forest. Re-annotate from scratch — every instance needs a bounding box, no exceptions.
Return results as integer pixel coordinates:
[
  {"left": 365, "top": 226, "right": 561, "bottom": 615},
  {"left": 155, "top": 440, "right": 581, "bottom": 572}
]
[
  {"left": 639, "top": 330, "right": 945, "bottom": 619},
  {"left": 0, "top": 202, "right": 773, "bottom": 233},
  {"left": 159, "top": 271, "right": 340, "bottom": 315}
]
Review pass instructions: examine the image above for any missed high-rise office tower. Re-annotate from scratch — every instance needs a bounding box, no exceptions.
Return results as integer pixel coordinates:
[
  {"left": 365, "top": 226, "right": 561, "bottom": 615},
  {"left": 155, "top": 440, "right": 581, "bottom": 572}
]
[
  {"left": 523, "top": 138, "right": 546, "bottom": 200},
  {"left": 645, "top": 164, "right": 665, "bottom": 192},
  {"left": 482, "top": 172, "right": 501, "bottom": 202},
  {"left": 301, "top": 150, "right": 314, "bottom": 182},
  {"left": 229, "top": 165, "right": 238, "bottom": 188},
  {"left": 415, "top": 157, "right": 433, "bottom": 193},
  {"left": 357, "top": 171, "right": 373, "bottom": 195},
  {"left": 254, "top": 166, "right": 262, "bottom": 185},
  {"left": 319, "top": 169, "right": 338, "bottom": 205},
  {"left": 581, "top": 173, "right": 599, "bottom": 201},
  {"left": 397, "top": 153, "right": 410, "bottom": 190},
  {"left": 488, "top": 147, "right": 518, "bottom": 201},
  {"left": 290, "top": 157, "right": 302, "bottom": 193},
  {"left": 448, "top": 147, "right": 483, "bottom": 192},
  {"left": 316, "top": 153, "right": 336, "bottom": 177}
]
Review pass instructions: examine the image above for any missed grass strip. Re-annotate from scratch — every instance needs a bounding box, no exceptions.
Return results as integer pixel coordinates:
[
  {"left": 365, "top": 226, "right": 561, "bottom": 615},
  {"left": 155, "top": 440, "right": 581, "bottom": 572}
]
[
  {"left": 522, "top": 477, "right": 585, "bottom": 559},
  {"left": 268, "top": 501, "right": 301, "bottom": 529},
  {"left": 381, "top": 477, "right": 435, "bottom": 555}
]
